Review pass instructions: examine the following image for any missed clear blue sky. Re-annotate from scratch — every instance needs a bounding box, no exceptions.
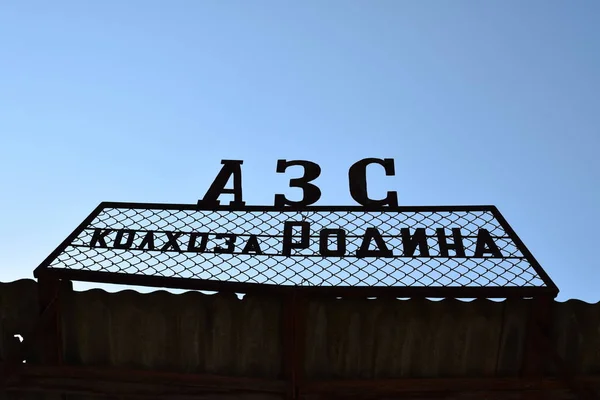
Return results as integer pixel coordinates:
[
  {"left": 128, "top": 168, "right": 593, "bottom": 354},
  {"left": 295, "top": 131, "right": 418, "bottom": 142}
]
[{"left": 1, "top": 1, "right": 598, "bottom": 301}]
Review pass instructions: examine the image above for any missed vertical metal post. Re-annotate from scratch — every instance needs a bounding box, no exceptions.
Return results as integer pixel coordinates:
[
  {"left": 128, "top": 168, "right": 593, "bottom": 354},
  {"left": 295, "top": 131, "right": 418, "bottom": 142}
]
[
  {"left": 36, "top": 274, "right": 69, "bottom": 365},
  {"left": 294, "top": 294, "right": 306, "bottom": 399},
  {"left": 521, "top": 296, "right": 552, "bottom": 378},
  {"left": 283, "top": 290, "right": 307, "bottom": 400},
  {"left": 520, "top": 296, "right": 552, "bottom": 399}
]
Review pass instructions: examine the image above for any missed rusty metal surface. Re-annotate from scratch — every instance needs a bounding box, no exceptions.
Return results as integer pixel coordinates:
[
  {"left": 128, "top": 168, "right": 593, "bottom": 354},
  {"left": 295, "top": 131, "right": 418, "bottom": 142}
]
[
  {"left": 551, "top": 300, "right": 600, "bottom": 376},
  {"left": 305, "top": 297, "right": 522, "bottom": 379},
  {"left": 1, "top": 280, "right": 599, "bottom": 377},
  {"left": 1, "top": 280, "right": 599, "bottom": 399},
  {"left": 60, "top": 288, "right": 283, "bottom": 377}
]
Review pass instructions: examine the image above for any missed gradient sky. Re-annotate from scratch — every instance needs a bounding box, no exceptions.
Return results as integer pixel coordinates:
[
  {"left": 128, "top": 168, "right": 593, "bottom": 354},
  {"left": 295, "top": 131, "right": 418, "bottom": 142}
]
[{"left": 1, "top": 1, "right": 598, "bottom": 301}]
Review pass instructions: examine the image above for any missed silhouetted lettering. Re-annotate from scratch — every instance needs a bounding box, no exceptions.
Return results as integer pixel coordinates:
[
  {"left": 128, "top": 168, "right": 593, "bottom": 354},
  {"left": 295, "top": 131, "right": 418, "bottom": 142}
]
[
  {"left": 138, "top": 231, "right": 156, "bottom": 251},
  {"left": 319, "top": 229, "right": 346, "bottom": 256},
  {"left": 474, "top": 229, "right": 502, "bottom": 258},
  {"left": 114, "top": 229, "right": 135, "bottom": 249},
  {"left": 242, "top": 235, "right": 263, "bottom": 255},
  {"left": 436, "top": 228, "right": 465, "bottom": 257},
  {"left": 348, "top": 158, "right": 398, "bottom": 207},
  {"left": 274, "top": 160, "right": 322, "bottom": 207},
  {"left": 198, "top": 160, "right": 245, "bottom": 207},
  {"left": 214, "top": 234, "right": 236, "bottom": 253},
  {"left": 401, "top": 228, "right": 429, "bottom": 256},
  {"left": 187, "top": 232, "right": 208, "bottom": 252},
  {"left": 357, "top": 228, "right": 393, "bottom": 258},
  {"left": 282, "top": 221, "right": 311, "bottom": 255},
  {"left": 90, "top": 229, "right": 112, "bottom": 248},
  {"left": 161, "top": 232, "right": 183, "bottom": 252}
]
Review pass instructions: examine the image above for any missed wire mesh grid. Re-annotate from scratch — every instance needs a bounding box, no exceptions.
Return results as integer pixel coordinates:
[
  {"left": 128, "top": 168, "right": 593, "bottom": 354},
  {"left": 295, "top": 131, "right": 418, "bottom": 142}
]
[{"left": 39, "top": 204, "right": 551, "bottom": 289}]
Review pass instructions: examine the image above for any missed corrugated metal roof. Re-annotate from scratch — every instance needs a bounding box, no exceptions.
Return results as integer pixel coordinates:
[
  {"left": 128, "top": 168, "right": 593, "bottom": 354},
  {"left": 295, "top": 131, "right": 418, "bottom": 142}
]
[{"left": 1, "top": 279, "right": 599, "bottom": 399}]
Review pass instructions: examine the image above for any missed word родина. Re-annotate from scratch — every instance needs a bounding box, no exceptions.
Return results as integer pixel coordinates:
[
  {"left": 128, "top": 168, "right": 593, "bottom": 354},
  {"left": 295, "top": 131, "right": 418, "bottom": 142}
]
[{"left": 198, "top": 158, "right": 399, "bottom": 208}]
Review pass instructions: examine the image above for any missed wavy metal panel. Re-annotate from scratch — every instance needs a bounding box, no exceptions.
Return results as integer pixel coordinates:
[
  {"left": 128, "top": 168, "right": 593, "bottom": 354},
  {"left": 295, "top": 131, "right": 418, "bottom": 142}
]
[
  {"left": 551, "top": 300, "right": 600, "bottom": 375},
  {"left": 1, "top": 280, "right": 600, "bottom": 400},
  {"left": 304, "top": 298, "right": 508, "bottom": 379},
  {"left": 60, "top": 289, "right": 283, "bottom": 378}
]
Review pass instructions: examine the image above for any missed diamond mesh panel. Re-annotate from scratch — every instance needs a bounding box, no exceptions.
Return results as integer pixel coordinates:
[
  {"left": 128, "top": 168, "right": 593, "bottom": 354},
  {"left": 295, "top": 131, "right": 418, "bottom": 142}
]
[{"left": 42, "top": 205, "right": 548, "bottom": 288}]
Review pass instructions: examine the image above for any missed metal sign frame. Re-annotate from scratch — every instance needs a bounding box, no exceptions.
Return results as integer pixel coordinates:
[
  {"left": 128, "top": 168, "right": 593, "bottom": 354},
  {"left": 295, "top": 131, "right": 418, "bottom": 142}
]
[{"left": 33, "top": 202, "right": 559, "bottom": 298}]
